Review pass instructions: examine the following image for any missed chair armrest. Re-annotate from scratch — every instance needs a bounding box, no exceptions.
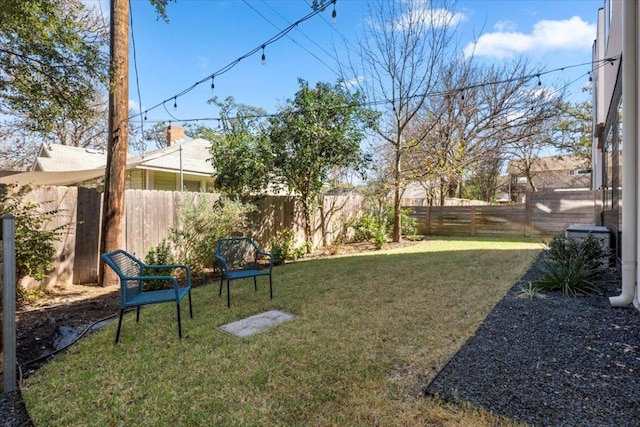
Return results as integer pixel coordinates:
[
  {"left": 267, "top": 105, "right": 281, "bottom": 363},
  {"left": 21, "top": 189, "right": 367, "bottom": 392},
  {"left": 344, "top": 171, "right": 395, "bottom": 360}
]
[
  {"left": 145, "top": 264, "right": 192, "bottom": 283},
  {"left": 215, "top": 255, "right": 228, "bottom": 273},
  {"left": 256, "top": 250, "right": 274, "bottom": 271}
]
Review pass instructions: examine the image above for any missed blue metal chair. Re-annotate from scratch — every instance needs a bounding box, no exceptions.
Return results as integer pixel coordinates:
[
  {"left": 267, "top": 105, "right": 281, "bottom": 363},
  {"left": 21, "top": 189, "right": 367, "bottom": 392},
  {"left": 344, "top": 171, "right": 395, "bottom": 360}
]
[
  {"left": 215, "top": 237, "right": 273, "bottom": 307},
  {"left": 102, "top": 249, "right": 193, "bottom": 343}
]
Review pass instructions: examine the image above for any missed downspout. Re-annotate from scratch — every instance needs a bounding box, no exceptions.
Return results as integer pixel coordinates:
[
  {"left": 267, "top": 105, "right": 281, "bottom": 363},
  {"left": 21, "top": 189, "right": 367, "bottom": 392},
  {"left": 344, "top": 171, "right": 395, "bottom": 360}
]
[{"left": 611, "top": 0, "right": 638, "bottom": 306}]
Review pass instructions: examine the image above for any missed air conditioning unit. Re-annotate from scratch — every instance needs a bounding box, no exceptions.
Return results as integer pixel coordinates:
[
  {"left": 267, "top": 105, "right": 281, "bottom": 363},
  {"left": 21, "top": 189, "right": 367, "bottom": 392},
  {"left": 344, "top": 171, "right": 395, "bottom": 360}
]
[{"left": 565, "top": 225, "right": 611, "bottom": 265}]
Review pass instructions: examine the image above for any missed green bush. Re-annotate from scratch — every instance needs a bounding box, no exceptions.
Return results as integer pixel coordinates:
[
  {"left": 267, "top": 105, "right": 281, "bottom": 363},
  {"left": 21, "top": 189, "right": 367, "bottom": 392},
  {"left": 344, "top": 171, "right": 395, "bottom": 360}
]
[
  {"left": 351, "top": 205, "right": 417, "bottom": 245},
  {"left": 143, "top": 239, "right": 176, "bottom": 291},
  {"left": 534, "top": 233, "right": 610, "bottom": 296},
  {"left": 373, "top": 227, "right": 387, "bottom": 249},
  {"left": 270, "top": 228, "right": 305, "bottom": 265},
  {"left": 351, "top": 214, "right": 385, "bottom": 243},
  {"left": 168, "top": 196, "right": 255, "bottom": 275},
  {"left": 0, "top": 184, "right": 66, "bottom": 304},
  {"left": 384, "top": 205, "right": 417, "bottom": 238},
  {"left": 351, "top": 213, "right": 388, "bottom": 248}
]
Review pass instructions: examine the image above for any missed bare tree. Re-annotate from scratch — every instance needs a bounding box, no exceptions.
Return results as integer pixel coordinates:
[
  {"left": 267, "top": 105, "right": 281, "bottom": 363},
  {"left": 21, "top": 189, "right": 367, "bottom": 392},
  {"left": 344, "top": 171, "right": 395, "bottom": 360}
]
[
  {"left": 502, "top": 84, "right": 566, "bottom": 196},
  {"left": 403, "top": 53, "right": 565, "bottom": 204},
  {"left": 346, "top": 0, "right": 462, "bottom": 242}
]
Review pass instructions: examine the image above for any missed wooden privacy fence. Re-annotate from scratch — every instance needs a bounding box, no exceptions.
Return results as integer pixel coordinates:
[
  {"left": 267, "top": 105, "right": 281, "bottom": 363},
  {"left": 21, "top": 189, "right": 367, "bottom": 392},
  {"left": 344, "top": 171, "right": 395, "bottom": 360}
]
[
  {"left": 19, "top": 186, "right": 363, "bottom": 288},
  {"left": 8, "top": 185, "right": 601, "bottom": 288},
  {"left": 404, "top": 190, "right": 602, "bottom": 238}
]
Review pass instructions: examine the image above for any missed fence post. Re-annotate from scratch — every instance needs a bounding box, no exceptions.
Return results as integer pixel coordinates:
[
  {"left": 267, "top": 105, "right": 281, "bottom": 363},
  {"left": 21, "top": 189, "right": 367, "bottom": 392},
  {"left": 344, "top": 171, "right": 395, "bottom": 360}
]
[
  {"left": 425, "top": 206, "right": 431, "bottom": 235},
  {"left": 2, "top": 214, "right": 16, "bottom": 393},
  {"left": 470, "top": 207, "right": 476, "bottom": 236},
  {"left": 524, "top": 191, "right": 532, "bottom": 237}
]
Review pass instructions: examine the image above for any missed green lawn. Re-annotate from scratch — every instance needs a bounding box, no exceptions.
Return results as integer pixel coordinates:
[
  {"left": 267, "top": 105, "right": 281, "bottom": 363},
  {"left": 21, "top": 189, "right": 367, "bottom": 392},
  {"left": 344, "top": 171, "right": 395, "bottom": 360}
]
[{"left": 22, "top": 237, "right": 542, "bottom": 426}]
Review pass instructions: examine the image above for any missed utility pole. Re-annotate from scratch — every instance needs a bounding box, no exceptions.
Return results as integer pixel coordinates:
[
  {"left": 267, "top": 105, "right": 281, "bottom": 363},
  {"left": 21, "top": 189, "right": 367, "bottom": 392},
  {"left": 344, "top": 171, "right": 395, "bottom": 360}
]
[{"left": 99, "top": 0, "right": 129, "bottom": 286}]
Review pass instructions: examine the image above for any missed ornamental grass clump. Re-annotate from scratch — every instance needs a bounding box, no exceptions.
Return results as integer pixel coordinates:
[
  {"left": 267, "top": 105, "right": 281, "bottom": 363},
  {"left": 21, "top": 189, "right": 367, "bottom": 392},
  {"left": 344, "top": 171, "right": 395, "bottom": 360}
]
[{"left": 534, "top": 233, "right": 611, "bottom": 296}]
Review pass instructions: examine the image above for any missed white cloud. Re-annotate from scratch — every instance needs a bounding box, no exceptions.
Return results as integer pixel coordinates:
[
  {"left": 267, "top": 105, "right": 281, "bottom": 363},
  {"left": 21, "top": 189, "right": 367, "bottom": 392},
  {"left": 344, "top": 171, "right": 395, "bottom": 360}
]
[
  {"left": 395, "top": 6, "right": 467, "bottom": 31},
  {"left": 464, "top": 16, "right": 596, "bottom": 59},
  {"left": 342, "top": 76, "right": 366, "bottom": 89},
  {"left": 129, "top": 100, "right": 143, "bottom": 114},
  {"left": 494, "top": 20, "right": 517, "bottom": 32}
]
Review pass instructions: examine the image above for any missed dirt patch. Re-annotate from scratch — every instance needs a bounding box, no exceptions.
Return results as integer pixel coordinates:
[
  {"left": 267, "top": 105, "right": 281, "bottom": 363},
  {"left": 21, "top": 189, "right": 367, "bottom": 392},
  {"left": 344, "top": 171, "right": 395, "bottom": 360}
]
[{"left": 15, "top": 284, "right": 121, "bottom": 376}]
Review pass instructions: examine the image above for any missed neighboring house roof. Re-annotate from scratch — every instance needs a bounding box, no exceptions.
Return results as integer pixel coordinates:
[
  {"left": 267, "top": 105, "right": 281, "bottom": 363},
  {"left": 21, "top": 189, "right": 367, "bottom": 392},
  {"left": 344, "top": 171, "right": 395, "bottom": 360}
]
[
  {"left": 31, "top": 144, "right": 108, "bottom": 172},
  {"left": 128, "top": 138, "right": 213, "bottom": 176},
  {"left": 4, "top": 138, "right": 214, "bottom": 187},
  {"left": 507, "top": 155, "right": 590, "bottom": 175},
  {"left": 402, "top": 182, "right": 430, "bottom": 198},
  {"left": 324, "top": 186, "right": 362, "bottom": 196},
  {"left": 507, "top": 155, "right": 591, "bottom": 190}
]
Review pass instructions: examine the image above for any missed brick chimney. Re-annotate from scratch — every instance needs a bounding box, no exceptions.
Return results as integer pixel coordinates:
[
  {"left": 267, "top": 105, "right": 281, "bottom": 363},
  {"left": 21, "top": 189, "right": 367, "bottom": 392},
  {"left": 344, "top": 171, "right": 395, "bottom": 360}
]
[{"left": 166, "top": 125, "right": 185, "bottom": 146}]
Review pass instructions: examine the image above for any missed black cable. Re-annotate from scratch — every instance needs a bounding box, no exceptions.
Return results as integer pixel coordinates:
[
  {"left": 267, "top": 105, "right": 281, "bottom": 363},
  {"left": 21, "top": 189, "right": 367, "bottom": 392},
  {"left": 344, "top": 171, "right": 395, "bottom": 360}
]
[
  {"left": 252, "top": 0, "right": 341, "bottom": 76},
  {"left": 139, "top": 56, "right": 614, "bottom": 126},
  {"left": 136, "top": 0, "right": 337, "bottom": 121},
  {"left": 19, "top": 312, "right": 121, "bottom": 372}
]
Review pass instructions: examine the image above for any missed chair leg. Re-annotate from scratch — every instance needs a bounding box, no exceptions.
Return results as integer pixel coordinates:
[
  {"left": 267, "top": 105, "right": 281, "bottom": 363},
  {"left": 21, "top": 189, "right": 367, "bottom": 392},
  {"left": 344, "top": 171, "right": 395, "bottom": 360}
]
[
  {"left": 219, "top": 276, "right": 223, "bottom": 297},
  {"left": 115, "top": 309, "right": 124, "bottom": 344},
  {"left": 227, "top": 279, "right": 231, "bottom": 308},
  {"left": 269, "top": 274, "right": 273, "bottom": 299},
  {"left": 254, "top": 276, "right": 257, "bottom": 291},
  {"left": 188, "top": 290, "right": 193, "bottom": 318},
  {"left": 176, "top": 303, "right": 182, "bottom": 339}
]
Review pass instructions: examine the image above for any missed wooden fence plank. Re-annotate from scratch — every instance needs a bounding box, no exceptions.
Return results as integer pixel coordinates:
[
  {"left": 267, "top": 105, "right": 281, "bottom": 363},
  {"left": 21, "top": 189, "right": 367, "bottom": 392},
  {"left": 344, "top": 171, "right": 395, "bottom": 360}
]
[
  {"left": 73, "top": 187, "right": 100, "bottom": 284},
  {"left": 20, "top": 186, "right": 602, "bottom": 287},
  {"left": 405, "top": 190, "right": 599, "bottom": 238}
]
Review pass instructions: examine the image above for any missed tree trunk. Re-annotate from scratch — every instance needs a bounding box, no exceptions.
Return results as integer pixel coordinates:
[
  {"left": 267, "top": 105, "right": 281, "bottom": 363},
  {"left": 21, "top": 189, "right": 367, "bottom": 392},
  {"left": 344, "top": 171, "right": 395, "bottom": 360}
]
[
  {"left": 302, "top": 196, "right": 313, "bottom": 253},
  {"left": 392, "top": 148, "right": 402, "bottom": 243},
  {"left": 99, "top": 0, "right": 129, "bottom": 287}
]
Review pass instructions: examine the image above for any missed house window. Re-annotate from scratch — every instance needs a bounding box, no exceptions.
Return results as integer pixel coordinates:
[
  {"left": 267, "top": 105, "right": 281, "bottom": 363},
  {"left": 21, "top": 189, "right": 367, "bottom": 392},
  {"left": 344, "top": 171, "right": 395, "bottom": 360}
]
[
  {"left": 154, "top": 171, "right": 177, "bottom": 191},
  {"left": 570, "top": 169, "right": 591, "bottom": 176},
  {"left": 183, "top": 180, "right": 201, "bottom": 192}
]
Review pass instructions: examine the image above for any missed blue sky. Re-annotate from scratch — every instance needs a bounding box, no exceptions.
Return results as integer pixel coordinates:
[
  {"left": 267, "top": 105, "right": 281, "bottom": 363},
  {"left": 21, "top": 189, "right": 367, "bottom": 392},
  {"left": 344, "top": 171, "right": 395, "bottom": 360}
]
[{"left": 91, "top": 0, "right": 602, "bottom": 133}]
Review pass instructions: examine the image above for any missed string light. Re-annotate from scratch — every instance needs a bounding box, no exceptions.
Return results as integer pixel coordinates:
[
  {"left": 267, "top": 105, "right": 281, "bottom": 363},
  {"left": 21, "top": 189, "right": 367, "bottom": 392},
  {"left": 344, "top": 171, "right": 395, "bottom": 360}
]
[
  {"left": 144, "top": 111, "right": 147, "bottom": 121},
  {"left": 261, "top": 46, "right": 266, "bottom": 65},
  {"left": 211, "top": 76, "right": 215, "bottom": 91},
  {"left": 134, "top": 0, "right": 337, "bottom": 121},
  {"left": 331, "top": 0, "right": 337, "bottom": 23},
  {"left": 173, "top": 97, "right": 177, "bottom": 109},
  {"left": 138, "top": 56, "right": 619, "bottom": 125}
]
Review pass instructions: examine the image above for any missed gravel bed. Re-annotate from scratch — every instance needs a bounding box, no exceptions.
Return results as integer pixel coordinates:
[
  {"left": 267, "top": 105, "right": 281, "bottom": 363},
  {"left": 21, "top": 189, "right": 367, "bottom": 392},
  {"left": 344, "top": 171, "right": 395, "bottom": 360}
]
[
  {"left": 1, "top": 389, "right": 32, "bottom": 427},
  {"left": 425, "top": 255, "right": 640, "bottom": 426}
]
